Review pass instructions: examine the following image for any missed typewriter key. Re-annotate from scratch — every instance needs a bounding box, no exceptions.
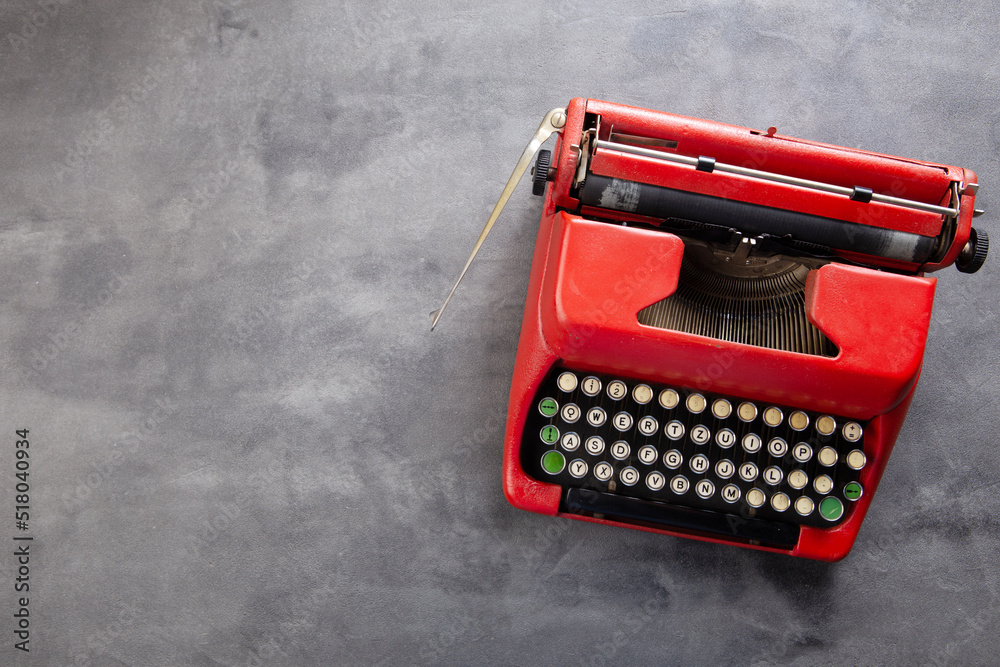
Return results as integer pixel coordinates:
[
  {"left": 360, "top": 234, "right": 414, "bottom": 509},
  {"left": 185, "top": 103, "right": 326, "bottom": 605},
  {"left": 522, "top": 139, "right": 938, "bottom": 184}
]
[
  {"left": 767, "top": 437, "right": 788, "bottom": 458},
  {"left": 763, "top": 407, "right": 783, "bottom": 427},
  {"left": 610, "top": 441, "right": 630, "bottom": 460},
  {"left": 686, "top": 393, "right": 707, "bottom": 414},
  {"left": 817, "top": 446, "right": 838, "bottom": 467},
  {"left": 620, "top": 467, "right": 640, "bottom": 486},
  {"left": 696, "top": 479, "right": 715, "bottom": 499},
  {"left": 612, "top": 412, "right": 633, "bottom": 431},
  {"left": 712, "top": 399, "right": 732, "bottom": 419},
  {"left": 670, "top": 475, "right": 690, "bottom": 495},
  {"left": 561, "top": 403, "right": 581, "bottom": 423},
  {"left": 557, "top": 372, "right": 578, "bottom": 393},
  {"left": 538, "top": 398, "right": 559, "bottom": 417},
  {"left": 789, "top": 411, "right": 809, "bottom": 431},
  {"left": 637, "top": 445, "right": 658, "bottom": 465},
  {"left": 663, "top": 449, "right": 683, "bottom": 469},
  {"left": 819, "top": 497, "right": 844, "bottom": 521},
  {"left": 715, "top": 459, "right": 735, "bottom": 479},
  {"left": 607, "top": 380, "right": 627, "bottom": 400},
  {"left": 587, "top": 407, "right": 607, "bottom": 427},
  {"left": 540, "top": 425, "right": 559, "bottom": 444},
  {"left": 846, "top": 449, "right": 867, "bottom": 470},
  {"left": 689, "top": 454, "right": 710, "bottom": 474},
  {"left": 561, "top": 432, "right": 580, "bottom": 451},
  {"left": 787, "top": 469, "right": 808, "bottom": 490},
  {"left": 742, "top": 433, "right": 762, "bottom": 454},
  {"left": 763, "top": 466, "right": 784, "bottom": 486},
  {"left": 568, "top": 459, "right": 588, "bottom": 479},
  {"left": 771, "top": 492, "right": 790, "bottom": 512},
  {"left": 843, "top": 422, "right": 863, "bottom": 442},
  {"left": 737, "top": 402, "right": 758, "bottom": 422},
  {"left": 816, "top": 415, "right": 837, "bottom": 436},
  {"left": 632, "top": 384, "right": 653, "bottom": 404},
  {"left": 594, "top": 461, "right": 614, "bottom": 481},
  {"left": 659, "top": 389, "right": 680, "bottom": 410},
  {"left": 541, "top": 450, "right": 565, "bottom": 475},
  {"left": 716, "top": 428, "right": 736, "bottom": 448},
  {"left": 585, "top": 436, "right": 605, "bottom": 455},
  {"left": 665, "top": 420, "right": 686, "bottom": 440},
  {"left": 813, "top": 474, "right": 833, "bottom": 495},
  {"left": 581, "top": 376, "right": 602, "bottom": 397},
  {"left": 690, "top": 425, "right": 711, "bottom": 445},
  {"left": 794, "top": 496, "right": 815, "bottom": 516},
  {"left": 792, "top": 442, "right": 813, "bottom": 463},
  {"left": 721, "top": 484, "right": 741, "bottom": 503},
  {"left": 637, "top": 416, "right": 658, "bottom": 436},
  {"left": 746, "top": 488, "right": 766, "bottom": 508},
  {"left": 646, "top": 471, "right": 666, "bottom": 491},
  {"left": 739, "top": 462, "right": 759, "bottom": 482},
  {"left": 844, "top": 481, "right": 864, "bottom": 501}
]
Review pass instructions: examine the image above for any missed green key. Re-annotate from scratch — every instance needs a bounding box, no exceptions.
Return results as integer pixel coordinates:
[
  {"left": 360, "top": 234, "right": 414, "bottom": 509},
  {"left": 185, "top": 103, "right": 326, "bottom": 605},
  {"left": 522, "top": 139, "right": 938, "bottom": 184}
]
[
  {"left": 541, "top": 450, "right": 566, "bottom": 475},
  {"left": 540, "top": 425, "right": 560, "bottom": 444},
  {"left": 538, "top": 397, "right": 559, "bottom": 417},
  {"left": 844, "top": 481, "right": 863, "bottom": 501},
  {"left": 819, "top": 496, "right": 844, "bottom": 522}
]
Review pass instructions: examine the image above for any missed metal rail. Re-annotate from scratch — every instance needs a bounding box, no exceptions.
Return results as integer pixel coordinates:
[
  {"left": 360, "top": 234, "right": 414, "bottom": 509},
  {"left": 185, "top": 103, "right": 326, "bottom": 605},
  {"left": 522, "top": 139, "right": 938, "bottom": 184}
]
[{"left": 595, "top": 139, "right": 959, "bottom": 217}]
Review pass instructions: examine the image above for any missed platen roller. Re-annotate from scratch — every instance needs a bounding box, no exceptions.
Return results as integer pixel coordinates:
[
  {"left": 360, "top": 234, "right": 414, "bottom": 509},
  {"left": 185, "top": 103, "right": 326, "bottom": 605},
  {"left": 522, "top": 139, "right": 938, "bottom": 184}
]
[{"left": 578, "top": 174, "right": 938, "bottom": 264}]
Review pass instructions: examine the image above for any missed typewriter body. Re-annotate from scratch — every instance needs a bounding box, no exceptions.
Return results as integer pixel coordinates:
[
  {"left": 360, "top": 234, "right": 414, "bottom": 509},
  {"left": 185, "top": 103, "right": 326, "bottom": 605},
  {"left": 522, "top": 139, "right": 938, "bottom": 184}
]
[{"left": 434, "top": 98, "right": 987, "bottom": 561}]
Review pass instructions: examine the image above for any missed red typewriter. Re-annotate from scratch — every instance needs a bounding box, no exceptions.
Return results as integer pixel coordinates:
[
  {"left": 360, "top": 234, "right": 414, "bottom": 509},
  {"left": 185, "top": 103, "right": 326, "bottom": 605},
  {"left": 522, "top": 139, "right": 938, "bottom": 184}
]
[{"left": 433, "top": 98, "right": 988, "bottom": 561}]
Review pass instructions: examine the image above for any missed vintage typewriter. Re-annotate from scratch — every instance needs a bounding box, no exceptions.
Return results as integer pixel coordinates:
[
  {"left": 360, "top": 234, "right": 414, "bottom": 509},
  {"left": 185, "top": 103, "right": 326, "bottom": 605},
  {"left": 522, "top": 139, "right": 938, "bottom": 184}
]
[{"left": 432, "top": 98, "right": 988, "bottom": 561}]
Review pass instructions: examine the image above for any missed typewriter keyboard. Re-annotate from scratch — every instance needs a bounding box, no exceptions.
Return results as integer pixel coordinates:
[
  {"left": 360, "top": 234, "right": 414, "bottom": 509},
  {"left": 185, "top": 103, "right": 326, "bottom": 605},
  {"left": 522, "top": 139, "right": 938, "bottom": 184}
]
[{"left": 522, "top": 367, "right": 868, "bottom": 533}]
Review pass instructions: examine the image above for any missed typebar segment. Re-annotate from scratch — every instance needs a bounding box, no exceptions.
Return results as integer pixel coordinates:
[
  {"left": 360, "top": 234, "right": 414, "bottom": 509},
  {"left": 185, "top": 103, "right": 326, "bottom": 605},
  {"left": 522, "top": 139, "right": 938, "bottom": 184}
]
[{"left": 563, "top": 488, "right": 800, "bottom": 549}]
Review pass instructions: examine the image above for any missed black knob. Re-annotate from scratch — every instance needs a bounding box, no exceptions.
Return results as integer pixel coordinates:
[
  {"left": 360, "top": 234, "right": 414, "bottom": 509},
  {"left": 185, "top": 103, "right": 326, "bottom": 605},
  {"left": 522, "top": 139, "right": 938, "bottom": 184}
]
[
  {"left": 531, "top": 149, "right": 552, "bottom": 196},
  {"left": 956, "top": 227, "right": 989, "bottom": 274}
]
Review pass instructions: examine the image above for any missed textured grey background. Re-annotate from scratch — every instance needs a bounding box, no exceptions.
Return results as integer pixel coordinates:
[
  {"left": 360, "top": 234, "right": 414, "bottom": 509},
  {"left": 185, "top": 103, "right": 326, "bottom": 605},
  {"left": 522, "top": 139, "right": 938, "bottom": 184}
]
[{"left": 1, "top": 1, "right": 998, "bottom": 665}]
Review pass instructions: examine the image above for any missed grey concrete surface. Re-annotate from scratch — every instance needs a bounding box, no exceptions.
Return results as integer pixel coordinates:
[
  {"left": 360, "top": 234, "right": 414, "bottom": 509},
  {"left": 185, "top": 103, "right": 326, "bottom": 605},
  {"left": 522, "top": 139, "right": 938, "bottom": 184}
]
[{"left": 1, "top": 1, "right": 998, "bottom": 665}]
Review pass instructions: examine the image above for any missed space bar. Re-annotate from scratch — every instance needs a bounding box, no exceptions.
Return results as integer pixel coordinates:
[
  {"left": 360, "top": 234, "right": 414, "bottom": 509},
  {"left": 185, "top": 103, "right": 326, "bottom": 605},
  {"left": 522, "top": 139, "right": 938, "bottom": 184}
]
[{"left": 563, "top": 488, "right": 800, "bottom": 549}]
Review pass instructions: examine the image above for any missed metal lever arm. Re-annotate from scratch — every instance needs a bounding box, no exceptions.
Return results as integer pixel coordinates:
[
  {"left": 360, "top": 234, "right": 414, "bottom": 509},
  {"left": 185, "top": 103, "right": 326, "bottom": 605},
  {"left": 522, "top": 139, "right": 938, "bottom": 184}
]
[{"left": 430, "top": 107, "right": 567, "bottom": 330}]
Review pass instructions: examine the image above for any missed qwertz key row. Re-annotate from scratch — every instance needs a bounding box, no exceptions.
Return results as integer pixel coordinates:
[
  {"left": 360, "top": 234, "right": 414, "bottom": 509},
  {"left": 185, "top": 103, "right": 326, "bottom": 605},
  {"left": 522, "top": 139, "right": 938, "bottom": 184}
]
[{"left": 525, "top": 368, "right": 867, "bottom": 529}]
